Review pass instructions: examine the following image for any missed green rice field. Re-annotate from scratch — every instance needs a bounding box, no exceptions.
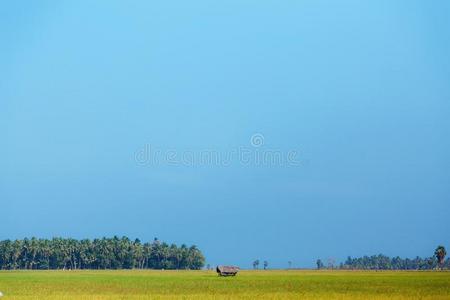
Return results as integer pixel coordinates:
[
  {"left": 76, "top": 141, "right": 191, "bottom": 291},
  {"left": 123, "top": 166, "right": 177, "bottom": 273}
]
[{"left": 0, "top": 270, "right": 449, "bottom": 299}]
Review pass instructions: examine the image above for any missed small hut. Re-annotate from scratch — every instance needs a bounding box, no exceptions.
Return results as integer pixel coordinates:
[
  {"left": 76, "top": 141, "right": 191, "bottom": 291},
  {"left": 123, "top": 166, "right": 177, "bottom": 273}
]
[{"left": 216, "top": 265, "right": 239, "bottom": 276}]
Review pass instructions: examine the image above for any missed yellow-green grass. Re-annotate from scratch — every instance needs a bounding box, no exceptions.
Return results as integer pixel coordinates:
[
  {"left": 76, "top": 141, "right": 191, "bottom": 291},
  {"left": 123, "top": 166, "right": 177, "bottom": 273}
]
[{"left": 0, "top": 270, "right": 449, "bottom": 299}]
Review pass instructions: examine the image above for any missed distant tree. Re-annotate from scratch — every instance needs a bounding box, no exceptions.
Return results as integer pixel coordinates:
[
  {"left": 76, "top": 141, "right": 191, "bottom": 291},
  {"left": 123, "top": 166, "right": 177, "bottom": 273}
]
[
  {"left": 327, "top": 258, "right": 335, "bottom": 270},
  {"left": 263, "top": 260, "right": 268, "bottom": 270},
  {"left": 206, "top": 264, "right": 211, "bottom": 270},
  {"left": 316, "top": 259, "right": 324, "bottom": 270},
  {"left": 253, "top": 259, "right": 260, "bottom": 270},
  {"left": 435, "top": 246, "right": 447, "bottom": 269},
  {"left": 427, "top": 257, "right": 435, "bottom": 270}
]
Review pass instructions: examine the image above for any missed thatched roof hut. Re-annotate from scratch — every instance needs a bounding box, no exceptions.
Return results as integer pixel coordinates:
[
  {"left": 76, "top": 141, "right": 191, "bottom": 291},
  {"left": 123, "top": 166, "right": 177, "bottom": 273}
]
[{"left": 216, "top": 265, "right": 239, "bottom": 276}]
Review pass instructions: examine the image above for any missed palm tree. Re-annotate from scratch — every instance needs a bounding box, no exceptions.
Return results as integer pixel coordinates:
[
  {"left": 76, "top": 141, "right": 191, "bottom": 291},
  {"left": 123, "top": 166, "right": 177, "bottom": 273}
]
[
  {"left": 252, "top": 259, "right": 259, "bottom": 269},
  {"left": 316, "top": 259, "right": 323, "bottom": 270},
  {"left": 435, "top": 246, "right": 447, "bottom": 269},
  {"left": 263, "top": 261, "right": 268, "bottom": 270}
]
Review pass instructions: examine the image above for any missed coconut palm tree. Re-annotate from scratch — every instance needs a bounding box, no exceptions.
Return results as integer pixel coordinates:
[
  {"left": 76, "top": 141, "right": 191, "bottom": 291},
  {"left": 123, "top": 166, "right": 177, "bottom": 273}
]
[
  {"left": 252, "top": 259, "right": 259, "bottom": 269},
  {"left": 435, "top": 245, "right": 447, "bottom": 270}
]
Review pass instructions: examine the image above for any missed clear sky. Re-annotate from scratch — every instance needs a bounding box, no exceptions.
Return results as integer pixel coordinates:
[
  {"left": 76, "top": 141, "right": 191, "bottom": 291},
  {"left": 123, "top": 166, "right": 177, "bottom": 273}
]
[{"left": 1, "top": 0, "right": 449, "bottom": 268}]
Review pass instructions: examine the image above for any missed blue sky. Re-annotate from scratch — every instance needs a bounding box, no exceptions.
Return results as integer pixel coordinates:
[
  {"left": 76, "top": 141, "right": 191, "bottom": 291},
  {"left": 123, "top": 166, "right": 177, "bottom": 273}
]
[{"left": 1, "top": 0, "right": 449, "bottom": 268}]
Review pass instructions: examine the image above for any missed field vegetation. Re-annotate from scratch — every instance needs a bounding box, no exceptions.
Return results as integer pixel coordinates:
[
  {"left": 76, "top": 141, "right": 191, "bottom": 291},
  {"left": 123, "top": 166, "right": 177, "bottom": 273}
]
[{"left": 0, "top": 270, "right": 449, "bottom": 299}]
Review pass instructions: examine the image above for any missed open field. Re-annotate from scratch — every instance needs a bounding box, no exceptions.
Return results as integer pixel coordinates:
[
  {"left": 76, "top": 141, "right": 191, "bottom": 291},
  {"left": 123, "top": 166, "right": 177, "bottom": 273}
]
[{"left": 0, "top": 270, "right": 449, "bottom": 299}]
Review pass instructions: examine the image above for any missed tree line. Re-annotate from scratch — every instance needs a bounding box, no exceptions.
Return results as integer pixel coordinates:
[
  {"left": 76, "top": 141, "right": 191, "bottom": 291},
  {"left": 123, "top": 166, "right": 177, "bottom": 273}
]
[
  {"left": 0, "top": 237, "right": 205, "bottom": 270},
  {"left": 316, "top": 246, "right": 448, "bottom": 270}
]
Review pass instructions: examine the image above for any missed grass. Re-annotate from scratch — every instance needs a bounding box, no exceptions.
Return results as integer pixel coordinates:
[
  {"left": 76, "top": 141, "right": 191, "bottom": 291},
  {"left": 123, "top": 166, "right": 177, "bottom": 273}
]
[{"left": 0, "top": 270, "right": 449, "bottom": 299}]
